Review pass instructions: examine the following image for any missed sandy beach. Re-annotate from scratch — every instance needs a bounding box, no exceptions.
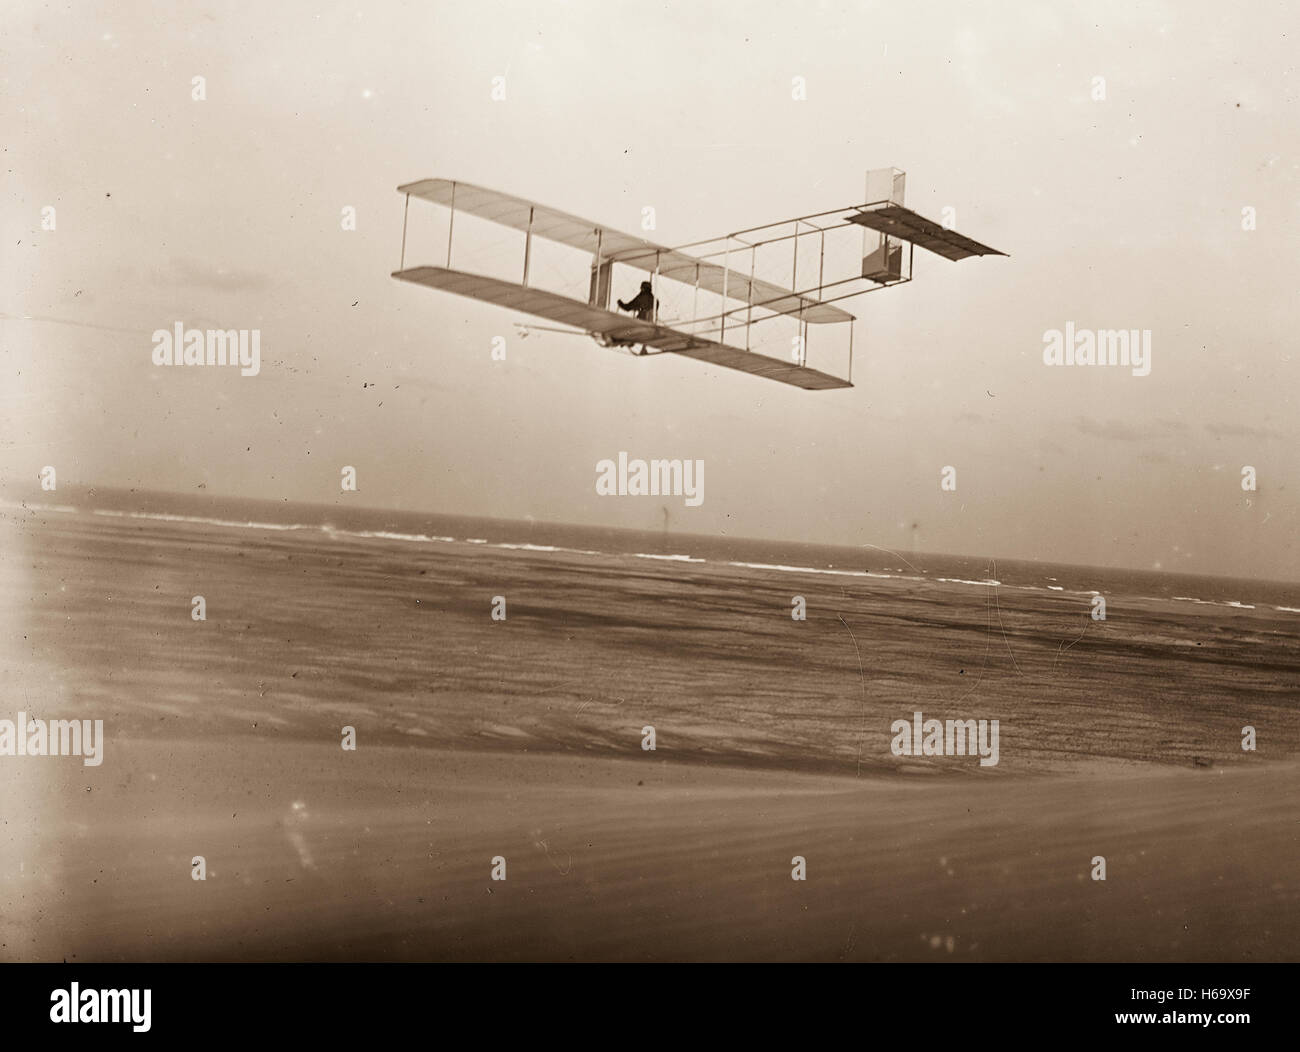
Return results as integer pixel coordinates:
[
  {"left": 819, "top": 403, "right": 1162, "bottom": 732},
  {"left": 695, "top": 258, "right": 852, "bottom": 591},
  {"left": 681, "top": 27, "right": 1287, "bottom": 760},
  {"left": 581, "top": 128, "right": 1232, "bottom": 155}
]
[{"left": 2, "top": 508, "right": 1298, "bottom": 961}]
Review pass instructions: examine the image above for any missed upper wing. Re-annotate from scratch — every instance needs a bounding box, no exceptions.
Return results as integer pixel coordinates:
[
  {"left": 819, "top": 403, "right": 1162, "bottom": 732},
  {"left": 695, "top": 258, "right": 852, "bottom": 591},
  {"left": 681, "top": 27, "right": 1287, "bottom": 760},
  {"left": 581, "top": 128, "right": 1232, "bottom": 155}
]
[
  {"left": 393, "top": 265, "right": 852, "bottom": 390},
  {"left": 845, "top": 204, "right": 1006, "bottom": 261},
  {"left": 399, "top": 178, "right": 645, "bottom": 257},
  {"left": 397, "top": 179, "right": 854, "bottom": 324}
]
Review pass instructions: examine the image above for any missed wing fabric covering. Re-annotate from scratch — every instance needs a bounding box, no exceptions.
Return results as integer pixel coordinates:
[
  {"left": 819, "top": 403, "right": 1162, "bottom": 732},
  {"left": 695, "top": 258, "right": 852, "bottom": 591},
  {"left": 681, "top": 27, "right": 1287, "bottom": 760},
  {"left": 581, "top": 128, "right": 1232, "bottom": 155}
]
[
  {"left": 398, "top": 179, "right": 853, "bottom": 324},
  {"left": 393, "top": 266, "right": 852, "bottom": 390}
]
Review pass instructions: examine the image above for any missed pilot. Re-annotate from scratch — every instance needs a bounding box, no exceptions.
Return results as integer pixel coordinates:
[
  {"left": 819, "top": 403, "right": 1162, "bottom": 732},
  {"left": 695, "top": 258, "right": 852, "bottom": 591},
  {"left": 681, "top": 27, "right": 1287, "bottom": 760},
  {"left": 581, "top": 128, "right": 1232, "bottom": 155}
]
[{"left": 617, "top": 281, "right": 657, "bottom": 322}]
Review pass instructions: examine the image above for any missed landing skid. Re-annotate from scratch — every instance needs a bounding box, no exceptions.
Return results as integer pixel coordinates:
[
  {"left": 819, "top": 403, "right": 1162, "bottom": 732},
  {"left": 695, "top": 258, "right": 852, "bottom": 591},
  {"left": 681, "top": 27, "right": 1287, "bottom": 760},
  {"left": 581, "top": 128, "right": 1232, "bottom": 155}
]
[
  {"left": 592, "top": 333, "right": 666, "bottom": 357},
  {"left": 515, "top": 324, "right": 665, "bottom": 357}
]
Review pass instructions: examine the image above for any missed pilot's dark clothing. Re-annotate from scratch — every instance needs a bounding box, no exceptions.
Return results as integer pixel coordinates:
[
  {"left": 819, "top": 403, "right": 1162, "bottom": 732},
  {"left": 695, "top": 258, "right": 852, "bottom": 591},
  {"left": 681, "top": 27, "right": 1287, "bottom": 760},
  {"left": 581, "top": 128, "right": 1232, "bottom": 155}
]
[{"left": 618, "top": 287, "right": 657, "bottom": 321}]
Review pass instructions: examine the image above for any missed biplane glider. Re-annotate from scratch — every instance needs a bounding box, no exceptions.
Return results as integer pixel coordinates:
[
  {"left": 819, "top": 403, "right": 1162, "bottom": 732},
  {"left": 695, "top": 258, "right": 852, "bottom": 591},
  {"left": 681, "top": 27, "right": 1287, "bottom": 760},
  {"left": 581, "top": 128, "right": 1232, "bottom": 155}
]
[{"left": 391, "top": 168, "right": 1004, "bottom": 391}]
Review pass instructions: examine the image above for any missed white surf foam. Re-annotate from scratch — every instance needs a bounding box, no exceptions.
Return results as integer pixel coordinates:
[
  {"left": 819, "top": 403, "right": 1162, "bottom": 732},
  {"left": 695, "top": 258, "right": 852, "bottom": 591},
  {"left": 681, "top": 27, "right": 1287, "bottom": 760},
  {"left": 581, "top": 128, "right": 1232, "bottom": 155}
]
[{"left": 8, "top": 499, "right": 1296, "bottom": 616}]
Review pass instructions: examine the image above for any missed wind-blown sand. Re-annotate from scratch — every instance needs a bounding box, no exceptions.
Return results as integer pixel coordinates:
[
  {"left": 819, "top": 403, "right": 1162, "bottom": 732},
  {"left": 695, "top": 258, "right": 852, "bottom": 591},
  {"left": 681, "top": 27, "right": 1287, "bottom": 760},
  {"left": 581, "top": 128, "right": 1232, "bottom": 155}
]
[
  {"left": 8, "top": 741, "right": 1300, "bottom": 962},
  {"left": 2, "top": 510, "right": 1297, "bottom": 961}
]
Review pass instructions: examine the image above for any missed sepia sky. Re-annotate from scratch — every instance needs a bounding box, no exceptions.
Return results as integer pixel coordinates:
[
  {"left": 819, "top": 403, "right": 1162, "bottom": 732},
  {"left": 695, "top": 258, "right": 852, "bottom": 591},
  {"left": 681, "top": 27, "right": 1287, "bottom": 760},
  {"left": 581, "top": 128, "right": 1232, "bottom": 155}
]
[{"left": 3, "top": 0, "right": 1297, "bottom": 580}]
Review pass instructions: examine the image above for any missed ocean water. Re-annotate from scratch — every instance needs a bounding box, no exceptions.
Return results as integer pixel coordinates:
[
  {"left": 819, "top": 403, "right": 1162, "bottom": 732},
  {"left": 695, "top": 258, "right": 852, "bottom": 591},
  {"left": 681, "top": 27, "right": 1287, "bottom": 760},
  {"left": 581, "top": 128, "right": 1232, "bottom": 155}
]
[{"left": 7, "top": 486, "right": 1300, "bottom": 613}]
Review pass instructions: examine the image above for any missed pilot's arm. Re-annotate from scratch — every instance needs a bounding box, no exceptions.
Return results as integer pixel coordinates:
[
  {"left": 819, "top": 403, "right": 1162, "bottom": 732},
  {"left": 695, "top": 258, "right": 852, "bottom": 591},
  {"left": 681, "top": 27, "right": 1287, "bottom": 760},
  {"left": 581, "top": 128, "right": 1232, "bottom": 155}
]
[{"left": 621, "top": 290, "right": 653, "bottom": 313}]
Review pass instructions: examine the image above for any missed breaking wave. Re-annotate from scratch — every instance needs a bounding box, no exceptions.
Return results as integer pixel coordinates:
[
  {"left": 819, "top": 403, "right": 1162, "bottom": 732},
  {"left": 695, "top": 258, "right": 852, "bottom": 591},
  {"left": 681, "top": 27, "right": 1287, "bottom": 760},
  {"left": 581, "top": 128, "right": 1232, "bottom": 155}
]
[{"left": 4, "top": 499, "right": 1295, "bottom": 615}]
